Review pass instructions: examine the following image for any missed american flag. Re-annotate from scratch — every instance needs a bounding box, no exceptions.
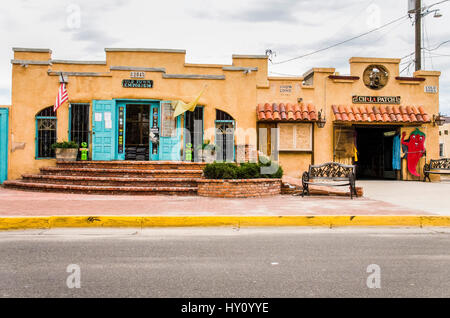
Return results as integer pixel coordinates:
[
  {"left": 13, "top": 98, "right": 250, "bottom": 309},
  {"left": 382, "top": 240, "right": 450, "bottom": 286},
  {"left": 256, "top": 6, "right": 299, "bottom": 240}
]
[{"left": 54, "top": 83, "right": 68, "bottom": 112}]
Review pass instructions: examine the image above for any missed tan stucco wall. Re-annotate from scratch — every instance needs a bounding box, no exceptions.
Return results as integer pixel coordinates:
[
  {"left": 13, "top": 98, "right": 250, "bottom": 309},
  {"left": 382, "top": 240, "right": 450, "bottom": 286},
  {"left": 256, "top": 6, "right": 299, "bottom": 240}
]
[
  {"left": 7, "top": 49, "right": 441, "bottom": 181},
  {"left": 439, "top": 122, "right": 450, "bottom": 158},
  {"left": 279, "top": 152, "right": 312, "bottom": 178}
]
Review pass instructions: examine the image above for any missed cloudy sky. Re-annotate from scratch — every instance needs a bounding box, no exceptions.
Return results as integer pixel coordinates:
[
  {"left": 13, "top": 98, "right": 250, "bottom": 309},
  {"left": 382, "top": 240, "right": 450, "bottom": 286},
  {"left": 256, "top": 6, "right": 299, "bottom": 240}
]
[{"left": 1, "top": 0, "right": 449, "bottom": 113}]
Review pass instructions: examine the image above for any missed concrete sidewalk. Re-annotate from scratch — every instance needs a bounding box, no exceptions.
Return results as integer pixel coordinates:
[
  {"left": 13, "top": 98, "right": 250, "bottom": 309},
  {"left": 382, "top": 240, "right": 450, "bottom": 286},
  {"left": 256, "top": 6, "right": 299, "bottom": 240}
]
[
  {"left": 0, "top": 186, "right": 435, "bottom": 216},
  {"left": 359, "top": 180, "right": 450, "bottom": 215}
]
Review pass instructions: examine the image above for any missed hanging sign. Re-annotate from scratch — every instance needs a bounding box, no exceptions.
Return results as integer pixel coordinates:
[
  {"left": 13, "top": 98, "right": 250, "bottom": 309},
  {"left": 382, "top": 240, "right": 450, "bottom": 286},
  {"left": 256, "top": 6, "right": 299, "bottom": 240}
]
[
  {"left": 122, "top": 79, "right": 153, "bottom": 88},
  {"left": 352, "top": 95, "right": 401, "bottom": 104}
]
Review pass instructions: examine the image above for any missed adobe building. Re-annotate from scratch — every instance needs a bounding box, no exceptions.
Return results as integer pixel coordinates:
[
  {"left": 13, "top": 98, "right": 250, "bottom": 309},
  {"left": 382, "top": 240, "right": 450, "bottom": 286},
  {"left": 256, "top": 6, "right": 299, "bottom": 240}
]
[
  {"left": 439, "top": 116, "right": 450, "bottom": 157},
  {"left": 0, "top": 47, "right": 442, "bottom": 186}
]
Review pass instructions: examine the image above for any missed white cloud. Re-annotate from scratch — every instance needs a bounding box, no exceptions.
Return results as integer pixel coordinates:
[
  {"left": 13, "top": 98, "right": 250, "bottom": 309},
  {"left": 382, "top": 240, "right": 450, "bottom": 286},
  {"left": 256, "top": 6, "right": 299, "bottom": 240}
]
[{"left": 0, "top": 0, "right": 449, "bottom": 113}]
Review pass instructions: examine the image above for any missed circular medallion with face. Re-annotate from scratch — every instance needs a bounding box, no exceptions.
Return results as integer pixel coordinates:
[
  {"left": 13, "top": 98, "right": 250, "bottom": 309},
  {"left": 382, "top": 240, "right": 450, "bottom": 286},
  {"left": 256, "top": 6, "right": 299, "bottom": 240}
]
[{"left": 363, "top": 65, "right": 389, "bottom": 90}]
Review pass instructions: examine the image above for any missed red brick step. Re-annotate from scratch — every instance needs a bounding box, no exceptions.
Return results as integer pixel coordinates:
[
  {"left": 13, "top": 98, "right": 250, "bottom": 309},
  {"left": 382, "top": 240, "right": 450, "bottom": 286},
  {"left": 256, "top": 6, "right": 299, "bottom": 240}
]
[
  {"left": 3, "top": 180, "right": 197, "bottom": 195},
  {"left": 40, "top": 167, "right": 203, "bottom": 179},
  {"left": 56, "top": 161, "right": 206, "bottom": 171},
  {"left": 4, "top": 161, "right": 207, "bottom": 195},
  {"left": 22, "top": 174, "right": 199, "bottom": 187}
]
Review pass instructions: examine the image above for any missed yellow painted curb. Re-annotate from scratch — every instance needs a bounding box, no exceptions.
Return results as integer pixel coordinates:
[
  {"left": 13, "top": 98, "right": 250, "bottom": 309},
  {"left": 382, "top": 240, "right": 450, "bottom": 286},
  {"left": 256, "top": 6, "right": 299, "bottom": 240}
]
[
  {"left": 0, "top": 215, "right": 450, "bottom": 231},
  {"left": 0, "top": 217, "right": 51, "bottom": 230}
]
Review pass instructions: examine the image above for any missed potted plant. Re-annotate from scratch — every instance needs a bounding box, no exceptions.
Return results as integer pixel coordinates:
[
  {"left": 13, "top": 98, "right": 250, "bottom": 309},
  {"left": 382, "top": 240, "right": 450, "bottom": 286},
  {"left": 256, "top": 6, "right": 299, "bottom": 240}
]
[
  {"left": 197, "top": 140, "right": 217, "bottom": 163},
  {"left": 51, "top": 141, "right": 79, "bottom": 161}
]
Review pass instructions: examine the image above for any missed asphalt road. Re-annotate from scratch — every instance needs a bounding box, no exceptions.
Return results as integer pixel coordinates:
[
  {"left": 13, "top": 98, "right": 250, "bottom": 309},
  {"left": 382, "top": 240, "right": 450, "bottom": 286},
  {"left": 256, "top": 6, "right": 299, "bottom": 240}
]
[{"left": 0, "top": 227, "right": 449, "bottom": 298}]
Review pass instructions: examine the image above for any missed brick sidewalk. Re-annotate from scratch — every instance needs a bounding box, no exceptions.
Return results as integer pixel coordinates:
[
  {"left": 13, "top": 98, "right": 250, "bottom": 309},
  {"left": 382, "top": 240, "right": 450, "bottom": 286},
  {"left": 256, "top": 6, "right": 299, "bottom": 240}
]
[{"left": 0, "top": 187, "right": 430, "bottom": 216}]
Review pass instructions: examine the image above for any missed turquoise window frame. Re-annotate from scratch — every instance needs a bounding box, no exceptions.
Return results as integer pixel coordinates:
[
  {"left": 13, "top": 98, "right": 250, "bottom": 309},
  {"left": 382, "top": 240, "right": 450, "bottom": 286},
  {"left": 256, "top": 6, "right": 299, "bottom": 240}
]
[
  {"left": 35, "top": 116, "right": 57, "bottom": 160},
  {"left": 215, "top": 119, "right": 235, "bottom": 162}
]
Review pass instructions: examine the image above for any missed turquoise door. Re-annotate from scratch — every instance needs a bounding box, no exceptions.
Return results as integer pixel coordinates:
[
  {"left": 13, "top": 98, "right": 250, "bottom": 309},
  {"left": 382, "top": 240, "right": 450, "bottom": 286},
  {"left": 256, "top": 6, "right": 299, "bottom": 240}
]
[
  {"left": 92, "top": 100, "right": 116, "bottom": 161},
  {"left": 149, "top": 103, "right": 160, "bottom": 161},
  {"left": 159, "top": 101, "right": 181, "bottom": 161},
  {"left": 0, "top": 108, "right": 9, "bottom": 184}
]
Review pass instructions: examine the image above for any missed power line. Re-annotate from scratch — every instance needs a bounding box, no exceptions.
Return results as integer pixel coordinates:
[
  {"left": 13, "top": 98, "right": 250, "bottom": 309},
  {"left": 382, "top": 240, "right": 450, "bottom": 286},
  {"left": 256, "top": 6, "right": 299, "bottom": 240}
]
[
  {"left": 351, "top": 16, "right": 409, "bottom": 58},
  {"left": 423, "top": 40, "right": 450, "bottom": 51},
  {"left": 269, "top": 71, "right": 302, "bottom": 77},
  {"left": 270, "top": 0, "right": 449, "bottom": 66},
  {"left": 272, "top": 15, "right": 408, "bottom": 65},
  {"left": 400, "top": 60, "right": 415, "bottom": 75}
]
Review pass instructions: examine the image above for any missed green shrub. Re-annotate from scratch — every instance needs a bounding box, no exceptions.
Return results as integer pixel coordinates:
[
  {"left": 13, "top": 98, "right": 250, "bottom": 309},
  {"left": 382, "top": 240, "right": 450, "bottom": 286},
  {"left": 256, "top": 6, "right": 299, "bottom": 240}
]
[
  {"left": 204, "top": 162, "right": 238, "bottom": 179},
  {"left": 203, "top": 161, "right": 283, "bottom": 179},
  {"left": 51, "top": 141, "right": 79, "bottom": 149},
  {"left": 258, "top": 158, "right": 283, "bottom": 179},
  {"left": 237, "top": 162, "right": 260, "bottom": 179}
]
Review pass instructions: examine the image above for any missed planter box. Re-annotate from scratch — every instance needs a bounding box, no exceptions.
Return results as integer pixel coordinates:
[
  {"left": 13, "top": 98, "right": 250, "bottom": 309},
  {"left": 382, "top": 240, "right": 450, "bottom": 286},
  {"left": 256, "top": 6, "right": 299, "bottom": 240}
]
[
  {"left": 55, "top": 148, "right": 78, "bottom": 161},
  {"left": 197, "top": 178, "right": 281, "bottom": 198},
  {"left": 198, "top": 150, "right": 216, "bottom": 163}
]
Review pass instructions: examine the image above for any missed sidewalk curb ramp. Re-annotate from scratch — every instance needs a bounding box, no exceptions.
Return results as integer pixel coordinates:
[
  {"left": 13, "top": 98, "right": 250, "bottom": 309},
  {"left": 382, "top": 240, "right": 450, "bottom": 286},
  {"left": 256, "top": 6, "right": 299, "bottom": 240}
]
[{"left": 1, "top": 216, "right": 450, "bottom": 230}]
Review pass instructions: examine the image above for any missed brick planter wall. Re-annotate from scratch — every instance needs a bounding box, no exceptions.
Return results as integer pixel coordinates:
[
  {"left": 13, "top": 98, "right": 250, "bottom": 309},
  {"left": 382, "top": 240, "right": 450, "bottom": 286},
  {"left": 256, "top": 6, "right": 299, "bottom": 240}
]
[{"left": 197, "top": 179, "right": 281, "bottom": 198}]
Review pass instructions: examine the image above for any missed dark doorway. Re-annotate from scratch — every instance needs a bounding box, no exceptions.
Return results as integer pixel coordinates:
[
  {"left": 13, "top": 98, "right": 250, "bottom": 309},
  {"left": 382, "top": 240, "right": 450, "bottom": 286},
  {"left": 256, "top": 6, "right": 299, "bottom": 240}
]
[
  {"left": 70, "top": 103, "right": 90, "bottom": 160},
  {"left": 184, "top": 107, "right": 204, "bottom": 162},
  {"left": 125, "top": 104, "right": 150, "bottom": 161},
  {"left": 356, "top": 126, "right": 399, "bottom": 179}
]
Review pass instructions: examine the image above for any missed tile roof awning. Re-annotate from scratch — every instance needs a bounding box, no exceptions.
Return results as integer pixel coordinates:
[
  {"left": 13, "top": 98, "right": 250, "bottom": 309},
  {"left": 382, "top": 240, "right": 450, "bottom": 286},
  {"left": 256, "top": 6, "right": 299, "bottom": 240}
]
[
  {"left": 257, "top": 103, "right": 317, "bottom": 122},
  {"left": 332, "top": 105, "right": 431, "bottom": 124}
]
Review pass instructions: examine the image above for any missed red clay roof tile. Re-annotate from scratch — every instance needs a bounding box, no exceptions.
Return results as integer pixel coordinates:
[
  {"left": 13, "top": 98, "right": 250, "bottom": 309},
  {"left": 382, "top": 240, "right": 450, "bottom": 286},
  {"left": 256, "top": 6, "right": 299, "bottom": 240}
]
[
  {"left": 308, "top": 104, "right": 317, "bottom": 121},
  {"left": 332, "top": 105, "right": 342, "bottom": 121},
  {"left": 279, "top": 103, "right": 287, "bottom": 120},
  {"left": 412, "top": 106, "right": 423, "bottom": 122},
  {"left": 399, "top": 106, "right": 410, "bottom": 122},
  {"left": 301, "top": 103, "right": 309, "bottom": 120},
  {"left": 256, "top": 103, "right": 318, "bottom": 122},
  {"left": 340, "top": 105, "right": 349, "bottom": 121},
  {"left": 332, "top": 104, "right": 430, "bottom": 124},
  {"left": 367, "top": 106, "right": 376, "bottom": 122},
  {"left": 373, "top": 107, "right": 383, "bottom": 122},
  {"left": 346, "top": 106, "right": 356, "bottom": 121},
  {"left": 352, "top": 106, "right": 362, "bottom": 121},
  {"left": 272, "top": 103, "right": 281, "bottom": 121},
  {"left": 286, "top": 103, "right": 295, "bottom": 121}
]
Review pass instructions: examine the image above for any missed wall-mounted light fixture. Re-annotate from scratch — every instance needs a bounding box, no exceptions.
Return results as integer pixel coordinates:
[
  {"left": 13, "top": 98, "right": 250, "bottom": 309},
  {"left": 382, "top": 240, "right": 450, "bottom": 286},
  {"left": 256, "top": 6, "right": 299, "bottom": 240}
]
[
  {"left": 316, "top": 109, "right": 326, "bottom": 128},
  {"left": 433, "top": 113, "right": 445, "bottom": 126}
]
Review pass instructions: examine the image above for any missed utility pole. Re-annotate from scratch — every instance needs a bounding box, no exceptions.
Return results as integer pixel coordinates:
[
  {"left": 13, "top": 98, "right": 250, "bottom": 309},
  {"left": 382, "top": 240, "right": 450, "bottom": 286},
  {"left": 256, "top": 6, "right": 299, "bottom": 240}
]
[{"left": 415, "top": 0, "right": 422, "bottom": 71}]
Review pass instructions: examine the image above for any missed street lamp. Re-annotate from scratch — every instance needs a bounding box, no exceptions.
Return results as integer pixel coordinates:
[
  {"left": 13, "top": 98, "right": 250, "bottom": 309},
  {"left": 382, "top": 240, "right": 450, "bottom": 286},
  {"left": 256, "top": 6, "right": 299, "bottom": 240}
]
[
  {"left": 433, "top": 10, "right": 443, "bottom": 18},
  {"left": 433, "top": 113, "right": 446, "bottom": 126}
]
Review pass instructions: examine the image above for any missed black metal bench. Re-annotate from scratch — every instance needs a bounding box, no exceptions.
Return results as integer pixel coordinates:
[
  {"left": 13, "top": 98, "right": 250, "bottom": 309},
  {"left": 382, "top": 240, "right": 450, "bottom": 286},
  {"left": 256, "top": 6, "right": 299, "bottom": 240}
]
[
  {"left": 301, "top": 162, "right": 357, "bottom": 199},
  {"left": 423, "top": 158, "right": 450, "bottom": 182}
]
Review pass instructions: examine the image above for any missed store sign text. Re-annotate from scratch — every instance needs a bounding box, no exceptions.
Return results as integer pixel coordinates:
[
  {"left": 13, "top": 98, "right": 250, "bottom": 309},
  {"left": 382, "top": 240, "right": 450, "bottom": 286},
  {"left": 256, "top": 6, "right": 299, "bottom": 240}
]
[
  {"left": 352, "top": 95, "right": 401, "bottom": 104},
  {"left": 122, "top": 79, "right": 153, "bottom": 88},
  {"left": 130, "top": 71, "right": 145, "bottom": 78},
  {"left": 424, "top": 86, "right": 437, "bottom": 94}
]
